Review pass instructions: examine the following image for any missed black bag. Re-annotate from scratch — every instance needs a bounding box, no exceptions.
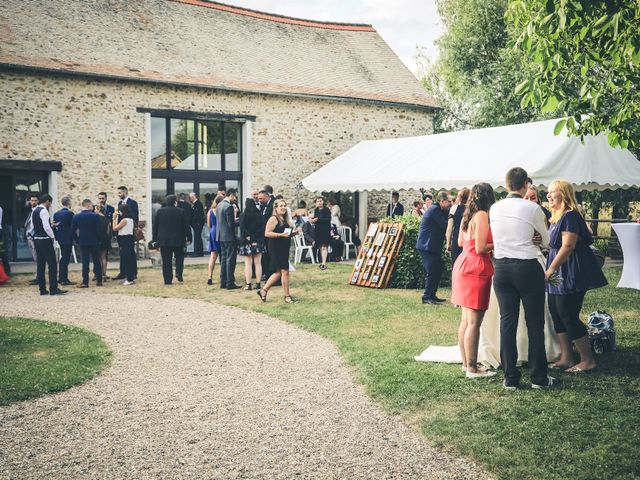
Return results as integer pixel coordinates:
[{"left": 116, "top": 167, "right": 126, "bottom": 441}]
[{"left": 587, "top": 310, "right": 616, "bottom": 354}]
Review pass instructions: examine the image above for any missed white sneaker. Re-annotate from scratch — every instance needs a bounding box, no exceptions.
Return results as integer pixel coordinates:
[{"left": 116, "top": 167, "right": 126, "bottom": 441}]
[
  {"left": 123, "top": 280, "right": 135, "bottom": 286},
  {"left": 531, "top": 376, "right": 558, "bottom": 389}
]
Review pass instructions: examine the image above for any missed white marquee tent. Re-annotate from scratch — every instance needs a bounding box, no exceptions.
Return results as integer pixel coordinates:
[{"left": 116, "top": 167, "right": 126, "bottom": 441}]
[{"left": 302, "top": 118, "right": 640, "bottom": 193}]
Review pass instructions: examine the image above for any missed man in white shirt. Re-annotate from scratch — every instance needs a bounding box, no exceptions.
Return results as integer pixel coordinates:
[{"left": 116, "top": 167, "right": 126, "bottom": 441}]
[
  {"left": 490, "top": 167, "right": 553, "bottom": 389},
  {"left": 32, "top": 194, "right": 67, "bottom": 295}
]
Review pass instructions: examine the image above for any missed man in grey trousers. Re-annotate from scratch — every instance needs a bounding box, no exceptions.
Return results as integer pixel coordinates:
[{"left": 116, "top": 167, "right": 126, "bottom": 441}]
[{"left": 216, "top": 188, "right": 241, "bottom": 289}]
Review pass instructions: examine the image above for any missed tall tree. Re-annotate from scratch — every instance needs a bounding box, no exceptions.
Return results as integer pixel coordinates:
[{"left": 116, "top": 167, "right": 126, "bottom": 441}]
[
  {"left": 507, "top": 0, "right": 640, "bottom": 149},
  {"left": 418, "top": 0, "right": 541, "bottom": 132}
]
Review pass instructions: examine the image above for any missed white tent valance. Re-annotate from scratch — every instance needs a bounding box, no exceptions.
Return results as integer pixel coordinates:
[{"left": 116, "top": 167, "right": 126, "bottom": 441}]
[{"left": 302, "top": 118, "right": 640, "bottom": 192}]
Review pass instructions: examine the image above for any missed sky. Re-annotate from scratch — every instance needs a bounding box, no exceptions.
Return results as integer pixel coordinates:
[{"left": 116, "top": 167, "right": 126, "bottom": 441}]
[{"left": 221, "top": 0, "right": 444, "bottom": 73}]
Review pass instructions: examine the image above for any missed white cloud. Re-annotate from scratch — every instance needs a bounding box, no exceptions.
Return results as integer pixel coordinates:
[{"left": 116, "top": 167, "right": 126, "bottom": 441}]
[{"left": 218, "top": 0, "right": 443, "bottom": 72}]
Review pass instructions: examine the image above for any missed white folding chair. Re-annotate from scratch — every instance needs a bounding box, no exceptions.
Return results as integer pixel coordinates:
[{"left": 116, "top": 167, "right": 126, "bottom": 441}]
[
  {"left": 338, "top": 226, "right": 356, "bottom": 260},
  {"left": 293, "top": 234, "right": 315, "bottom": 264}
]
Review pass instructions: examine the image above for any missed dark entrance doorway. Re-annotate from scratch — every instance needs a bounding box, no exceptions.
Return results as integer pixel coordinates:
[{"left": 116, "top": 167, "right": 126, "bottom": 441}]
[{"left": 0, "top": 160, "right": 60, "bottom": 262}]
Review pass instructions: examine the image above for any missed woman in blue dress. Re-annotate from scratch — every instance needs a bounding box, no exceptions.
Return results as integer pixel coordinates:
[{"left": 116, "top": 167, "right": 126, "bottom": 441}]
[
  {"left": 544, "top": 180, "right": 607, "bottom": 373},
  {"left": 206, "top": 194, "right": 222, "bottom": 285}
]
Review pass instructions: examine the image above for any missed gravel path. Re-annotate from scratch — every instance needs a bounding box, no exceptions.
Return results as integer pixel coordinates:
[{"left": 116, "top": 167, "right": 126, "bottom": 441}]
[{"left": 0, "top": 291, "right": 488, "bottom": 479}]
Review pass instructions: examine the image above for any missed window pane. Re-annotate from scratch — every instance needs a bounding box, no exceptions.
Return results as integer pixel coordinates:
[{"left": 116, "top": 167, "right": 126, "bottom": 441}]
[
  {"left": 199, "top": 182, "right": 219, "bottom": 210},
  {"left": 170, "top": 119, "right": 195, "bottom": 170},
  {"left": 199, "top": 121, "right": 222, "bottom": 171},
  {"left": 224, "top": 123, "right": 241, "bottom": 171},
  {"left": 151, "top": 178, "right": 167, "bottom": 217},
  {"left": 151, "top": 117, "right": 167, "bottom": 169}
]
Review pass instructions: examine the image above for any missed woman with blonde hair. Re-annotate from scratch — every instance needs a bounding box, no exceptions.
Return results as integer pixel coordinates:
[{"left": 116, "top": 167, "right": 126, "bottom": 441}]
[
  {"left": 545, "top": 180, "right": 607, "bottom": 373},
  {"left": 257, "top": 199, "right": 299, "bottom": 303}
]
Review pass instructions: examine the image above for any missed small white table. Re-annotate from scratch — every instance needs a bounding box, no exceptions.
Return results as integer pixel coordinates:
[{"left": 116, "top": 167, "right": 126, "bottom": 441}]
[{"left": 612, "top": 223, "right": 640, "bottom": 290}]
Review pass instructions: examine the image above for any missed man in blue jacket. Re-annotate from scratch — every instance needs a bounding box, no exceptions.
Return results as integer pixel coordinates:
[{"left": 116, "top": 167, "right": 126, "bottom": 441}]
[
  {"left": 71, "top": 199, "right": 103, "bottom": 288},
  {"left": 416, "top": 191, "right": 451, "bottom": 304},
  {"left": 53, "top": 196, "right": 75, "bottom": 286}
]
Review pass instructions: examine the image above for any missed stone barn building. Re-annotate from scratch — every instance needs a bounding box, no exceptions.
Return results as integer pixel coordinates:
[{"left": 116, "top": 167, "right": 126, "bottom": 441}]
[{"left": 0, "top": 0, "right": 437, "bottom": 262}]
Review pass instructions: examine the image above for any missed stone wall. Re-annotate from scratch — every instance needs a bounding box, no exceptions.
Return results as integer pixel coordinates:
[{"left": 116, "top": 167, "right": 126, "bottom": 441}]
[{"left": 0, "top": 71, "right": 433, "bottom": 223}]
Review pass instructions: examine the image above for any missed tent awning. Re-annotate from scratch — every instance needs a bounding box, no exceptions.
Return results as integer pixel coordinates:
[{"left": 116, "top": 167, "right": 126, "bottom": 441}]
[{"left": 301, "top": 118, "right": 640, "bottom": 192}]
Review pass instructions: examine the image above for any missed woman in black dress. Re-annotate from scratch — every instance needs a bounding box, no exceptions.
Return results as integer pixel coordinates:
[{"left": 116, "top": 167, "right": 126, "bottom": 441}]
[
  {"left": 257, "top": 199, "right": 299, "bottom": 303},
  {"left": 238, "top": 198, "right": 267, "bottom": 290},
  {"left": 310, "top": 196, "right": 331, "bottom": 270}
]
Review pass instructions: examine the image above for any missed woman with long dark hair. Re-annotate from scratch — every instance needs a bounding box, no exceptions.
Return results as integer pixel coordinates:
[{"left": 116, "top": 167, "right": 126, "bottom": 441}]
[
  {"left": 451, "top": 183, "right": 496, "bottom": 378},
  {"left": 238, "top": 197, "right": 267, "bottom": 290},
  {"left": 112, "top": 203, "right": 136, "bottom": 285}
]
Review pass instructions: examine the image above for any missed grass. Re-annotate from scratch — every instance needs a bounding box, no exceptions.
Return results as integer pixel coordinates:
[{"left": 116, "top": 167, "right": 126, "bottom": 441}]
[
  {"left": 0, "top": 317, "right": 111, "bottom": 405},
  {"left": 7, "top": 263, "right": 640, "bottom": 479}
]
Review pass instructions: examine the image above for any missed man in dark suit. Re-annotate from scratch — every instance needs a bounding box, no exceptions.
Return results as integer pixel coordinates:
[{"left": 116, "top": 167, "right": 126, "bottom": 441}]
[
  {"left": 97, "top": 191, "right": 115, "bottom": 223},
  {"left": 114, "top": 186, "right": 139, "bottom": 280},
  {"left": 33, "top": 194, "right": 67, "bottom": 295},
  {"left": 71, "top": 199, "right": 103, "bottom": 288},
  {"left": 386, "top": 191, "right": 405, "bottom": 218},
  {"left": 258, "top": 188, "right": 274, "bottom": 280},
  {"left": 153, "top": 194, "right": 192, "bottom": 285},
  {"left": 189, "top": 192, "right": 205, "bottom": 257},
  {"left": 216, "top": 188, "right": 240, "bottom": 289},
  {"left": 53, "top": 195, "right": 75, "bottom": 285},
  {"left": 416, "top": 191, "right": 451, "bottom": 304}
]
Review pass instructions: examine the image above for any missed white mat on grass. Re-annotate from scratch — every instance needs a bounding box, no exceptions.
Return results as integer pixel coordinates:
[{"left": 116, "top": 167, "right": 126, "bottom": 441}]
[{"left": 414, "top": 346, "right": 462, "bottom": 364}]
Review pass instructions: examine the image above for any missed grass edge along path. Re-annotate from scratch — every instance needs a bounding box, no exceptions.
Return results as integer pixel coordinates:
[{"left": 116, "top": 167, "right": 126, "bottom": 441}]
[{"left": 0, "top": 317, "right": 112, "bottom": 405}]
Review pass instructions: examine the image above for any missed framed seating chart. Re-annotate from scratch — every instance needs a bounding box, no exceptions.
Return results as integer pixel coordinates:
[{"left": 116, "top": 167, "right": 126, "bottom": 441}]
[{"left": 348, "top": 222, "right": 405, "bottom": 288}]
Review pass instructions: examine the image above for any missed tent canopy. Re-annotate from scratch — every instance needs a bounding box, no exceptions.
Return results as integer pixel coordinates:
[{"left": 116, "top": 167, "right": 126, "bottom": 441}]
[{"left": 302, "top": 118, "right": 640, "bottom": 192}]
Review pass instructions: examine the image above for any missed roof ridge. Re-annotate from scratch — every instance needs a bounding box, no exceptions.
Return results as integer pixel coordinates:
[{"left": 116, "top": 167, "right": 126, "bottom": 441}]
[{"left": 170, "top": 0, "right": 377, "bottom": 31}]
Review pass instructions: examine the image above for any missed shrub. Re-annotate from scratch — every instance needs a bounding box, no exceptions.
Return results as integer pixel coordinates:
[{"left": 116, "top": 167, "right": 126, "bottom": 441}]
[{"left": 379, "top": 215, "right": 452, "bottom": 289}]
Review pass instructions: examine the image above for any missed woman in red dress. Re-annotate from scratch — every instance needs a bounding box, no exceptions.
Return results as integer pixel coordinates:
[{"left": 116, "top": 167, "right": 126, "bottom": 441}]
[{"left": 451, "top": 183, "right": 496, "bottom": 378}]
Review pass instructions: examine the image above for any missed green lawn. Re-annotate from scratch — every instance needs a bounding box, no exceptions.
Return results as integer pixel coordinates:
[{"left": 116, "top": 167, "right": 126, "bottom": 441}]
[
  {"left": 0, "top": 317, "right": 111, "bottom": 405},
  {"left": 6, "top": 263, "right": 640, "bottom": 479}
]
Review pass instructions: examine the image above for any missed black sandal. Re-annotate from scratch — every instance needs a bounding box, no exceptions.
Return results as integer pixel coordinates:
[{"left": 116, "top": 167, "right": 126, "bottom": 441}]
[
  {"left": 257, "top": 289, "right": 267, "bottom": 302},
  {"left": 284, "top": 296, "right": 298, "bottom": 304}
]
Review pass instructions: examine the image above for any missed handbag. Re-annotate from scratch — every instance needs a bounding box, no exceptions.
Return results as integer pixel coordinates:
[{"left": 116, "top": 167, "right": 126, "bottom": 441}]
[{"left": 134, "top": 225, "right": 144, "bottom": 241}]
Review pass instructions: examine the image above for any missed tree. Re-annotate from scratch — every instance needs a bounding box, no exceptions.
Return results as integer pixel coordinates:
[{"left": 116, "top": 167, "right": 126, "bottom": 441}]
[
  {"left": 418, "top": 0, "right": 541, "bottom": 132},
  {"left": 507, "top": 0, "right": 640, "bottom": 149}
]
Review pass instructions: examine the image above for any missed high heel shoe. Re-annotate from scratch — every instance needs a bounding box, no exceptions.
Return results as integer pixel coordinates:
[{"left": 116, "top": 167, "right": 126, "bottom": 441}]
[{"left": 257, "top": 289, "right": 267, "bottom": 302}]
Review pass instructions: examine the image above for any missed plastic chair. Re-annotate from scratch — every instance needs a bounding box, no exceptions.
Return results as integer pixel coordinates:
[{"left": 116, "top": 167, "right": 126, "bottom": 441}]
[
  {"left": 338, "top": 226, "right": 356, "bottom": 260},
  {"left": 293, "top": 234, "right": 315, "bottom": 264}
]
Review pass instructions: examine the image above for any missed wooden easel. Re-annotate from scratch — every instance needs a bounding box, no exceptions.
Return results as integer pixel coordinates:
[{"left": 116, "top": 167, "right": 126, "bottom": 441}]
[{"left": 348, "top": 222, "right": 405, "bottom": 288}]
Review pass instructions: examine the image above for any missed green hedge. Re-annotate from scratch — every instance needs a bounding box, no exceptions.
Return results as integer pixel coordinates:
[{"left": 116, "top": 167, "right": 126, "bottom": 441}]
[{"left": 379, "top": 215, "right": 452, "bottom": 289}]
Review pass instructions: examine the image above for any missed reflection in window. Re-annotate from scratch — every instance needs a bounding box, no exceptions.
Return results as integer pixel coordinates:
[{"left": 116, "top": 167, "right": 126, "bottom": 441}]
[
  {"left": 170, "top": 119, "right": 195, "bottom": 169},
  {"left": 151, "top": 117, "right": 167, "bottom": 169},
  {"left": 225, "top": 123, "right": 241, "bottom": 171},
  {"left": 198, "top": 121, "right": 222, "bottom": 171},
  {"left": 151, "top": 178, "right": 167, "bottom": 217},
  {"left": 174, "top": 182, "right": 194, "bottom": 198}
]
